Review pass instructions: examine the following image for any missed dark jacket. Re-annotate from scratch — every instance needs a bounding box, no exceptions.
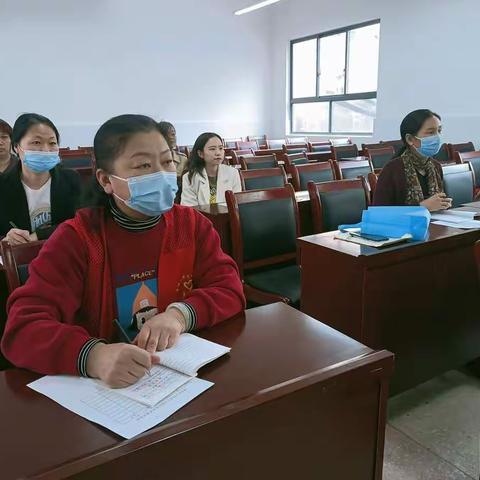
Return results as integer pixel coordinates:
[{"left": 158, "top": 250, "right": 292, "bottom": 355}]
[
  {"left": 0, "top": 162, "right": 81, "bottom": 239},
  {"left": 373, "top": 156, "right": 443, "bottom": 206},
  {"left": 0, "top": 155, "right": 19, "bottom": 176}
]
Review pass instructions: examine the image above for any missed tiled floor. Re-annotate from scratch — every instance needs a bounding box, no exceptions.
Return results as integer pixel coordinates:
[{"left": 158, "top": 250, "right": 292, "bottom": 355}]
[{"left": 384, "top": 369, "right": 480, "bottom": 480}]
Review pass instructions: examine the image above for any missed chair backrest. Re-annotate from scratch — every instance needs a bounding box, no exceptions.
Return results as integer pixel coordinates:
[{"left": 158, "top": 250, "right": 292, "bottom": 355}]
[
  {"left": 283, "top": 144, "right": 308, "bottom": 154},
  {"left": 254, "top": 149, "right": 283, "bottom": 158},
  {"left": 231, "top": 150, "right": 254, "bottom": 166},
  {"left": 0, "top": 240, "right": 46, "bottom": 294},
  {"left": 362, "top": 142, "right": 384, "bottom": 151},
  {"left": 60, "top": 150, "right": 94, "bottom": 168},
  {"left": 433, "top": 143, "right": 450, "bottom": 163},
  {"left": 241, "top": 155, "right": 277, "bottom": 170},
  {"left": 367, "top": 172, "right": 379, "bottom": 201},
  {"left": 330, "top": 137, "right": 352, "bottom": 147},
  {"left": 308, "top": 141, "right": 331, "bottom": 153},
  {"left": 240, "top": 167, "right": 287, "bottom": 191},
  {"left": 236, "top": 141, "right": 259, "bottom": 151},
  {"left": 380, "top": 140, "right": 404, "bottom": 156},
  {"left": 223, "top": 138, "right": 243, "bottom": 149},
  {"left": 305, "top": 151, "right": 332, "bottom": 163},
  {"left": 77, "top": 146, "right": 94, "bottom": 153},
  {"left": 282, "top": 153, "right": 308, "bottom": 172},
  {"left": 334, "top": 160, "right": 373, "bottom": 180},
  {"left": 291, "top": 161, "right": 336, "bottom": 191},
  {"left": 332, "top": 144, "right": 359, "bottom": 160},
  {"left": 225, "top": 185, "right": 300, "bottom": 274},
  {"left": 448, "top": 142, "right": 475, "bottom": 159},
  {"left": 267, "top": 139, "right": 285, "bottom": 150},
  {"left": 286, "top": 137, "right": 307, "bottom": 144},
  {"left": 74, "top": 166, "right": 94, "bottom": 185},
  {"left": 458, "top": 151, "right": 480, "bottom": 187},
  {"left": 307, "top": 178, "right": 369, "bottom": 233},
  {"left": 367, "top": 146, "right": 395, "bottom": 169},
  {"left": 247, "top": 135, "right": 268, "bottom": 148},
  {"left": 442, "top": 163, "right": 474, "bottom": 207}
]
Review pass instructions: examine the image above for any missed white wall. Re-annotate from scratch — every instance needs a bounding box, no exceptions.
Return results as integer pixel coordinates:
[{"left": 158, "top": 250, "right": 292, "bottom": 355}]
[
  {"left": 0, "top": 0, "right": 272, "bottom": 147},
  {"left": 270, "top": 0, "right": 480, "bottom": 146}
]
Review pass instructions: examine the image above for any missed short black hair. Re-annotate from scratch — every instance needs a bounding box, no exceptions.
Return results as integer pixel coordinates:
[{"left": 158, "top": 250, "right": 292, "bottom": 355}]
[{"left": 12, "top": 113, "right": 60, "bottom": 148}]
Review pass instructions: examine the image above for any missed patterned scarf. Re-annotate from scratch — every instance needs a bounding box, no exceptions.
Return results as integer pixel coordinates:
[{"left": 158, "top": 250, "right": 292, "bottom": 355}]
[{"left": 402, "top": 147, "right": 443, "bottom": 205}]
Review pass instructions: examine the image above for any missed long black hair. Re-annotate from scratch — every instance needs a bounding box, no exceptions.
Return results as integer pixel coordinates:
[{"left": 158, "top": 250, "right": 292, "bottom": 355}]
[
  {"left": 399, "top": 109, "right": 441, "bottom": 155},
  {"left": 11, "top": 113, "right": 60, "bottom": 153},
  {"left": 187, "top": 132, "right": 223, "bottom": 182},
  {"left": 81, "top": 114, "right": 166, "bottom": 209}
]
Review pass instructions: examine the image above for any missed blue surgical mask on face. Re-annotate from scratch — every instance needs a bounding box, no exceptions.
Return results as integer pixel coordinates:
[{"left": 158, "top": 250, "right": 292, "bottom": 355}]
[
  {"left": 110, "top": 171, "right": 178, "bottom": 217},
  {"left": 23, "top": 150, "right": 60, "bottom": 173},
  {"left": 415, "top": 134, "right": 442, "bottom": 157}
]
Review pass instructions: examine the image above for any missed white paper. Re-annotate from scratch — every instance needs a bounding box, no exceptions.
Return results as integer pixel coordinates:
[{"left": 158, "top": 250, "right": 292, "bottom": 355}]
[
  {"left": 445, "top": 209, "right": 477, "bottom": 219},
  {"left": 432, "top": 220, "right": 480, "bottom": 229},
  {"left": 106, "top": 366, "right": 193, "bottom": 407},
  {"left": 159, "top": 334, "right": 230, "bottom": 377},
  {"left": 28, "top": 375, "right": 213, "bottom": 439},
  {"left": 431, "top": 213, "right": 471, "bottom": 223}
]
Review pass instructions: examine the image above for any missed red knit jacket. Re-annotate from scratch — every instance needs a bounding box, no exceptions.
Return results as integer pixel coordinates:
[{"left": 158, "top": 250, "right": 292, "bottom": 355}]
[{"left": 1, "top": 205, "right": 245, "bottom": 376}]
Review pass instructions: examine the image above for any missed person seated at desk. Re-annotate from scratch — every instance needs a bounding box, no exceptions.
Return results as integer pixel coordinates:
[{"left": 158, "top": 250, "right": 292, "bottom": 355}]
[
  {"left": 373, "top": 109, "right": 452, "bottom": 212},
  {"left": 0, "top": 113, "right": 81, "bottom": 244},
  {"left": 157, "top": 121, "right": 188, "bottom": 178},
  {"left": 1, "top": 114, "right": 245, "bottom": 388},
  {"left": 0, "top": 119, "right": 18, "bottom": 175},
  {"left": 181, "top": 132, "right": 241, "bottom": 206}
]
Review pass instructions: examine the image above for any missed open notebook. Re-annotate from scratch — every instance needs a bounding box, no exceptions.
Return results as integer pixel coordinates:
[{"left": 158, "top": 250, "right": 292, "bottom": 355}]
[
  {"left": 110, "top": 333, "right": 230, "bottom": 407},
  {"left": 28, "top": 334, "right": 230, "bottom": 438}
]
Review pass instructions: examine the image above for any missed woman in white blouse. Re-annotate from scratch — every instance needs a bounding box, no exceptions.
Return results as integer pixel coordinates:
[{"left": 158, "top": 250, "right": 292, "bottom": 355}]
[{"left": 181, "top": 133, "right": 241, "bottom": 206}]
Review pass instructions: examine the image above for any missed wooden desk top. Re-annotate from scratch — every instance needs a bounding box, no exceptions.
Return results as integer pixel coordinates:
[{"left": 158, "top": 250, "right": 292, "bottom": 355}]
[
  {"left": 0, "top": 303, "right": 386, "bottom": 480},
  {"left": 298, "top": 224, "right": 480, "bottom": 266}
]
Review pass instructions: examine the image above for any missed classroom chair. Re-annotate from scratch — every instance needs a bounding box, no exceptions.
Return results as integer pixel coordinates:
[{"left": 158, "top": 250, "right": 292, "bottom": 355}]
[
  {"left": 247, "top": 135, "right": 268, "bottom": 148},
  {"left": 304, "top": 151, "right": 332, "bottom": 163},
  {"left": 307, "top": 178, "right": 370, "bottom": 233},
  {"left": 448, "top": 142, "right": 475, "bottom": 159},
  {"left": 331, "top": 144, "right": 359, "bottom": 161},
  {"left": 433, "top": 144, "right": 450, "bottom": 163},
  {"left": 236, "top": 141, "right": 259, "bottom": 151},
  {"left": 367, "top": 146, "right": 395, "bottom": 169},
  {"left": 60, "top": 150, "right": 94, "bottom": 168},
  {"left": 1, "top": 240, "right": 46, "bottom": 294},
  {"left": 282, "top": 143, "right": 308, "bottom": 155},
  {"left": 290, "top": 161, "right": 336, "bottom": 191},
  {"left": 329, "top": 137, "right": 352, "bottom": 147},
  {"left": 380, "top": 140, "right": 404, "bottom": 156},
  {"left": 240, "top": 155, "right": 277, "bottom": 170},
  {"left": 231, "top": 150, "right": 254, "bottom": 166},
  {"left": 457, "top": 151, "right": 480, "bottom": 190},
  {"left": 240, "top": 167, "right": 288, "bottom": 191},
  {"left": 266, "top": 139, "right": 285, "bottom": 150},
  {"left": 367, "top": 172, "right": 379, "bottom": 202},
  {"left": 308, "top": 141, "right": 331, "bottom": 153},
  {"left": 442, "top": 162, "right": 475, "bottom": 207},
  {"left": 225, "top": 185, "right": 301, "bottom": 307},
  {"left": 334, "top": 159, "right": 374, "bottom": 180}
]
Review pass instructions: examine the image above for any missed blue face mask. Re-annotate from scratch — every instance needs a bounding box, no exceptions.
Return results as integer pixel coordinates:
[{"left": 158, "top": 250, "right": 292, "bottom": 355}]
[
  {"left": 23, "top": 150, "right": 60, "bottom": 173},
  {"left": 111, "top": 171, "right": 178, "bottom": 217},
  {"left": 415, "top": 134, "right": 442, "bottom": 157}
]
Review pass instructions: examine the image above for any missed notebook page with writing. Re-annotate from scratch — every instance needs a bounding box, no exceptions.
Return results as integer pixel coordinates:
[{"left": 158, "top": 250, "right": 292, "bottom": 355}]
[
  {"left": 159, "top": 333, "right": 231, "bottom": 376},
  {"left": 28, "top": 375, "right": 213, "bottom": 439},
  {"left": 105, "top": 365, "right": 194, "bottom": 407}
]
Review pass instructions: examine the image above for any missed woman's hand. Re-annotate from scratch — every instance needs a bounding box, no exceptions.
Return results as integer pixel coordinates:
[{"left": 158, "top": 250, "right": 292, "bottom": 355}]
[
  {"left": 86, "top": 343, "right": 160, "bottom": 388},
  {"left": 420, "top": 193, "right": 452, "bottom": 212},
  {"left": 6, "top": 228, "right": 31, "bottom": 245},
  {"left": 134, "top": 309, "right": 186, "bottom": 353}
]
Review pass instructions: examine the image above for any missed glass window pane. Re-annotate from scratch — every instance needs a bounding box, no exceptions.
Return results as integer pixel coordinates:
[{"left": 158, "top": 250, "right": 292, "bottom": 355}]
[
  {"left": 347, "top": 24, "right": 380, "bottom": 94},
  {"left": 332, "top": 99, "right": 376, "bottom": 133},
  {"left": 292, "top": 39, "right": 317, "bottom": 98},
  {"left": 292, "top": 103, "right": 330, "bottom": 133},
  {"left": 319, "top": 33, "right": 346, "bottom": 96}
]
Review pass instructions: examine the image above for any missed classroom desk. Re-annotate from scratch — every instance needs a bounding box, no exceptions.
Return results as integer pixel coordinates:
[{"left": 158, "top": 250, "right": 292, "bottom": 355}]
[
  {"left": 0, "top": 303, "right": 393, "bottom": 480},
  {"left": 194, "top": 191, "right": 313, "bottom": 255},
  {"left": 298, "top": 224, "right": 480, "bottom": 395}
]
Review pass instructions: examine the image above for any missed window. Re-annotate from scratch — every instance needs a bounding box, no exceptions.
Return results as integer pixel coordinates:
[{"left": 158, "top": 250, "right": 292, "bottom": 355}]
[{"left": 290, "top": 20, "right": 380, "bottom": 135}]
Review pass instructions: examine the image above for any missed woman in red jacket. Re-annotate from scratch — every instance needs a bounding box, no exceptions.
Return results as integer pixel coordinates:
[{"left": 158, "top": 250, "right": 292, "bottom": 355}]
[{"left": 1, "top": 114, "right": 245, "bottom": 387}]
